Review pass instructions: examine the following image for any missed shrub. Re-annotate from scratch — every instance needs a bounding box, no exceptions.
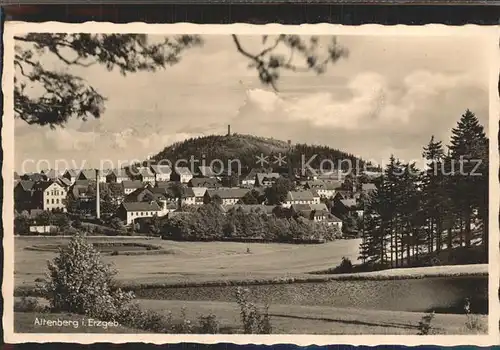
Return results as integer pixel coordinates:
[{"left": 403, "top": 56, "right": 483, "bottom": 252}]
[
  {"left": 110, "top": 250, "right": 120, "bottom": 256},
  {"left": 198, "top": 314, "right": 220, "bottom": 334},
  {"left": 334, "top": 257, "right": 353, "bottom": 273},
  {"left": 235, "top": 287, "right": 272, "bottom": 334},
  {"left": 417, "top": 311, "right": 435, "bottom": 335},
  {"left": 117, "top": 302, "right": 173, "bottom": 333},
  {"left": 14, "top": 296, "right": 47, "bottom": 313},
  {"left": 171, "top": 307, "right": 194, "bottom": 334},
  {"left": 36, "top": 233, "right": 135, "bottom": 321},
  {"left": 464, "top": 299, "right": 487, "bottom": 333}
]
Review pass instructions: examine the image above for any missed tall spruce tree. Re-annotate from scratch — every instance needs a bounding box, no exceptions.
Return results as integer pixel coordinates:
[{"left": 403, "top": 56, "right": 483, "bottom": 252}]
[{"left": 447, "top": 110, "right": 488, "bottom": 249}]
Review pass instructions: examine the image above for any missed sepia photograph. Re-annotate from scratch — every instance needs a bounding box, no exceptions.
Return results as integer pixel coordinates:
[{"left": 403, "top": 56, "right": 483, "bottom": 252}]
[{"left": 3, "top": 23, "right": 498, "bottom": 343}]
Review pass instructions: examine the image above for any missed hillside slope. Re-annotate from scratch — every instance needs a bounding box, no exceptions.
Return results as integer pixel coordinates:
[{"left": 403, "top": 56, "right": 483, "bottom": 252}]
[{"left": 151, "top": 133, "right": 363, "bottom": 172}]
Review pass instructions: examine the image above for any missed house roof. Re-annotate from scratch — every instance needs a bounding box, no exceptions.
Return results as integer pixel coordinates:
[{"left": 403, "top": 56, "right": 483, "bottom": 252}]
[
  {"left": 25, "top": 173, "right": 48, "bottom": 182},
  {"left": 189, "top": 177, "right": 220, "bottom": 188},
  {"left": 207, "top": 188, "right": 250, "bottom": 199},
  {"left": 328, "top": 214, "right": 343, "bottom": 223},
  {"left": 255, "top": 172, "right": 280, "bottom": 184},
  {"left": 184, "top": 187, "right": 195, "bottom": 197},
  {"left": 56, "top": 177, "right": 72, "bottom": 187},
  {"left": 309, "top": 203, "right": 329, "bottom": 212},
  {"left": 42, "top": 169, "right": 59, "bottom": 179},
  {"left": 291, "top": 203, "right": 313, "bottom": 212},
  {"left": 362, "top": 183, "right": 377, "bottom": 192},
  {"left": 17, "top": 180, "right": 35, "bottom": 191},
  {"left": 122, "top": 201, "right": 161, "bottom": 212},
  {"left": 74, "top": 180, "right": 92, "bottom": 187},
  {"left": 175, "top": 167, "right": 192, "bottom": 176},
  {"left": 64, "top": 169, "right": 80, "bottom": 177},
  {"left": 122, "top": 180, "right": 144, "bottom": 189},
  {"left": 340, "top": 199, "right": 357, "bottom": 208},
  {"left": 33, "top": 180, "right": 61, "bottom": 192},
  {"left": 150, "top": 165, "right": 172, "bottom": 175},
  {"left": 124, "top": 188, "right": 153, "bottom": 202},
  {"left": 79, "top": 169, "right": 97, "bottom": 180},
  {"left": 191, "top": 187, "right": 207, "bottom": 197},
  {"left": 14, "top": 171, "right": 21, "bottom": 180},
  {"left": 306, "top": 180, "right": 343, "bottom": 191},
  {"left": 156, "top": 181, "right": 172, "bottom": 188},
  {"left": 286, "top": 190, "right": 315, "bottom": 201}
]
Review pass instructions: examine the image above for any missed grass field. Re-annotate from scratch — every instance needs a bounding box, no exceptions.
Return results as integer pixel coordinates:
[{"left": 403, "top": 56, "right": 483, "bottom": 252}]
[
  {"left": 13, "top": 298, "right": 486, "bottom": 335},
  {"left": 14, "top": 312, "right": 144, "bottom": 333},
  {"left": 15, "top": 236, "right": 363, "bottom": 288},
  {"left": 12, "top": 236, "right": 488, "bottom": 334}
]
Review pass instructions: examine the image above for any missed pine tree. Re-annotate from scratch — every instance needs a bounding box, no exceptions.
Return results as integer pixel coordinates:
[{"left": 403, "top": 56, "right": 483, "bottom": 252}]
[{"left": 448, "top": 110, "right": 488, "bottom": 248}]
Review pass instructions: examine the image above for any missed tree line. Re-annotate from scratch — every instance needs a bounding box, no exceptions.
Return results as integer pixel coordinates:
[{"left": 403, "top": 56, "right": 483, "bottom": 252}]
[
  {"left": 360, "top": 110, "right": 489, "bottom": 267},
  {"left": 161, "top": 203, "right": 341, "bottom": 243}
]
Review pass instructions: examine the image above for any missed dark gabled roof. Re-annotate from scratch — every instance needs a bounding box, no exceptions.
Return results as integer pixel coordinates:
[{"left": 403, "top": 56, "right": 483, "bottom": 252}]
[
  {"left": 156, "top": 181, "right": 171, "bottom": 188},
  {"left": 122, "top": 180, "right": 144, "bottom": 189},
  {"left": 17, "top": 180, "right": 35, "bottom": 191},
  {"left": 207, "top": 188, "right": 250, "bottom": 199},
  {"left": 79, "top": 169, "right": 97, "bottom": 180},
  {"left": 26, "top": 173, "right": 48, "bottom": 182},
  {"left": 189, "top": 177, "right": 220, "bottom": 188},
  {"left": 121, "top": 201, "right": 161, "bottom": 212},
  {"left": 64, "top": 169, "right": 80, "bottom": 177},
  {"left": 33, "top": 180, "right": 61, "bottom": 192},
  {"left": 150, "top": 165, "right": 172, "bottom": 175},
  {"left": 184, "top": 187, "right": 195, "bottom": 197},
  {"left": 56, "top": 177, "right": 72, "bottom": 187},
  {"left": 328, "top": 214, "right": 343, "bottom": 223},
  {"left": 340, "top": 199, "right": 357, "bottom": 208},
  {"left": 286, "top": 190, "right": 315, "bottom": 201},
  {"left": 74, "top": 180, "right": 92, "bottom": 187},
  {"left": 124, "top": 187, "right": 153, "bottom": 202}
]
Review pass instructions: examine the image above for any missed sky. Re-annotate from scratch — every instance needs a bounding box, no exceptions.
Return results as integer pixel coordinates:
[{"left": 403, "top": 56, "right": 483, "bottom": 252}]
[{"left": 14, "top": 34, "right": 491, "bottom": 174}]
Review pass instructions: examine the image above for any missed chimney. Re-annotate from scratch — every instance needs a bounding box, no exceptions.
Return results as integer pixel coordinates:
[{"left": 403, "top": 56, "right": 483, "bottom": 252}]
[
  {"left": 227, "top": 124, "right": 231, "bottom": 136},
  {"left": 96, "top": 169, "right": 100, "bottom": 219}
]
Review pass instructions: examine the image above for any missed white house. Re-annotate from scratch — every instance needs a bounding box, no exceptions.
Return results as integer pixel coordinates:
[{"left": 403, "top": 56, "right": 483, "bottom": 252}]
[
  {"left": 284, "top": 190, "right": 317, "bottom": 208},
  {"left": 175, "top": 167, "right": 193, "bottom": 183},
  {"left": 119, "top": 201, "right": 162, "bottom": 225},
  {"left": 191, "top": 187, "right": 207, "bottom": 205},
  {"left": 138, "top": 168, "right": 156, "bottom": 185},
  {"left": 304, "top": 180, "right": 342, "bottom": 199},
  {"left": 204, "top": 188, "right": 250, "bottom": 205},
  {"left": 122, "top": 180, "right": 144, "bottom": 195},
  {"left": 150, "top": 164, "right": 172, "bottom": 182},
  {"left": 33, "top": 181, "right": 67, "bottom": 212}
]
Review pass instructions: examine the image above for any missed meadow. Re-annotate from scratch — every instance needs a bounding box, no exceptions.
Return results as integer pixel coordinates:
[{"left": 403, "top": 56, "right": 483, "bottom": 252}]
[{"left": 13, "top": 236, "right": 488, "bottom": 334}]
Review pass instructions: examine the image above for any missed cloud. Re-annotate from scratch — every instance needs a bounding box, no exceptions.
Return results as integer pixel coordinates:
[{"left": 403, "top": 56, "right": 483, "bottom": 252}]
[{"left": 237, "top": 69, "right": 483, "bottom": 133}]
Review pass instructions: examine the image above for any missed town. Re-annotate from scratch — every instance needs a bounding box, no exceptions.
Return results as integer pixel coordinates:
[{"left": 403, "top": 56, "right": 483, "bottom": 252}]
[{"left": 13, "top": 150, "right": 380, "bottom": 239}]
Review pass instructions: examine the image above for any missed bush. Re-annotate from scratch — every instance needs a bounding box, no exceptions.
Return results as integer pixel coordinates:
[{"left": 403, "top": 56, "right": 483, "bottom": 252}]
[
  {"left": 417, "top": 311, "right": 435, "bottom": 335},
  {"left": 14, "top": 296, "right": 47, "bottom": 313},
  {"left": 198, "top": 314, "right": 220, "bottom": 334},
  {"left": 334, "top": 257, "right": 353, "bottom": 273},
  {"left": 171, "top": 307, "right": 194, "bottom": 334},
  {"left": 36, "top": 233, "right": 135, "bottom": 321},
  {"left": 464, "top": 299, "right": 487, "bottom": 333},
  {"left": 235, "top": 287, "right": 272, "bottom": 334}
]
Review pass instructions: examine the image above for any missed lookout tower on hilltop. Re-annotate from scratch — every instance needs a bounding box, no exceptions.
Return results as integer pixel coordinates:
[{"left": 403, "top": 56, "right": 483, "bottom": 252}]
[{"left": 227, "top": 124, "right": 231, "bottom": 136}]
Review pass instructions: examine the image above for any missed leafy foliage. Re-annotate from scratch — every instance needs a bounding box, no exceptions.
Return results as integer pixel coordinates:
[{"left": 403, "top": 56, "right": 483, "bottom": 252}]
[
  {"left": 36, "top": 234, "right": 135, "bottom": 320},
  {"left": 417, "top": 311, "right": 435, "bottom": 335},
  {"left": 235, "top": 287, "right": 272, "bottom": 334},
  {"left": 15, "top": 34, "right": 346, "bottom": 128}
]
